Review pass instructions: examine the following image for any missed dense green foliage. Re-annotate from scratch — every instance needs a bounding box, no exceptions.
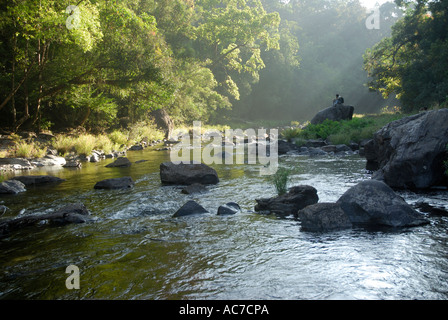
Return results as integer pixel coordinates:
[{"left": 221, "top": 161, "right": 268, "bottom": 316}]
[
  {"left": 0, "top": 0, "right": 407, "bottom": 133},
  {"left": 284, "top": 112, "right": 407, "bottom": 145},
  {"left": 364, "top": 0, "right": 448, "bottom": 112},
  {"left": 0, "top": 0, "right": 280, "bottom": 132}
]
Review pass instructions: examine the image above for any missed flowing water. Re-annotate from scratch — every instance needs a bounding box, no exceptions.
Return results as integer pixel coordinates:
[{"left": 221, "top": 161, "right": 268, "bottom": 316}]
[{"left": 0, "top": 147, "right": 447, "bottom": 300}]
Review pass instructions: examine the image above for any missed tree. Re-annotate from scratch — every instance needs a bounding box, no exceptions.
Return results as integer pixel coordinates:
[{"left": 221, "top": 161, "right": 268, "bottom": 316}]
[
  {"left": 193, "top": 0, "right": 281, "bottom": 101},
  {"left": 364, "top": 0, "right": 448, "bottom": 112}
]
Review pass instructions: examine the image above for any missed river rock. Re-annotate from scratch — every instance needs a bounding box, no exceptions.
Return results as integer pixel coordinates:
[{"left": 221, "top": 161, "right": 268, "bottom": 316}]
[
  {"left": 0, "top": 205, "right": 8, "bottom": 215},
  {"left": 173, "top": 200, "right": 209, "bottom": 217},
  {"left": 128, "top": 145, "right": 144, "bottom": 151},
  {"left": 63, "top": 159, "right": 82, "bottom": 168},
  {"left": 0, "top": 180, "right": 26, "bottom": 194},
  {"left": 94, "top": 177, "right": 135, "bottom": 189},
  {"left": 11, "top": 175, "right": 65, "bottom": 186},
  {"left": 30, "top": 155, "right": 66, "bottom": 167},
  {"left": 105, "top": 157, "right": 132, "bottom": 168},
  {"left": 181, "top": 183, "right": 208, "bottom": 194},
  {"left": 276, "top": 140, "right": 299, "bottom": 155},
  {"left": 304, "top": 139, "right": 327, "bottom": 148},
  {"left": 0, "top": 203, "right": 91, "bottom": 237},
  {"left": 47, "top": 203, "right": 91, "bottom": 224},
  {"left": 0, "top": 158, "right": 34, "bottom": 171},
  {"left": 254, "top": 185, "right": 319, "bottom": 217},
  {"left": 217, "top": 202, "right": 241, "bottom": 215},
  {"left": 413, "top": 201, "right": 448, "bottom": 216},
  {"left": 89, "top": 153, "right": 100, "bottom": 162},
  {"left": 337, "top": 180, "right": 429, "bottom": 227},
  {"left": 160, "top": 162, "right": 219, "bottom": 185},
  {"left": 298, "top": 202, "right": 353, "bottom": 232},
  {"left": 367, "top": 109, "right": 448, "bottom": 189},
  {"left": 310, "top": 104, "right": 355, "bottom": 125}
]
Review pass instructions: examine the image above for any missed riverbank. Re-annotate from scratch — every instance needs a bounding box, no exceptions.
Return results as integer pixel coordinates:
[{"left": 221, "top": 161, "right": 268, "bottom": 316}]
[{"left": 0, "top": 111, "right": 410, "bottom": 178}]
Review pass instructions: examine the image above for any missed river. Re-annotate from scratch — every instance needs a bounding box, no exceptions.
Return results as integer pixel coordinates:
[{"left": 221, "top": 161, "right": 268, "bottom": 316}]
[{"left": 1, "top": 146, "right": 447, "bottom": 299}]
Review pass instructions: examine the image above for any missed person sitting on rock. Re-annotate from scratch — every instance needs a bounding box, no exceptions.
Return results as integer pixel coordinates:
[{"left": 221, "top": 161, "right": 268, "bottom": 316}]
[{"left": 333, "top": 94, "right": 344, "bottom": 106}]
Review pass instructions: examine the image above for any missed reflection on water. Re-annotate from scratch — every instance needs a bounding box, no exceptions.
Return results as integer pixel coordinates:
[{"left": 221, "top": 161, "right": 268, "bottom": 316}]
[{"left": 0, "top": 148, "right": 447, "bottom": 299}]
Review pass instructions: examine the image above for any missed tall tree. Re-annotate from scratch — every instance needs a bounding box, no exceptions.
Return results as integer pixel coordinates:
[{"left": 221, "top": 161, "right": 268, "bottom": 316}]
[{"left": 364, "top": 0, "right": 448, "bottom": 112}]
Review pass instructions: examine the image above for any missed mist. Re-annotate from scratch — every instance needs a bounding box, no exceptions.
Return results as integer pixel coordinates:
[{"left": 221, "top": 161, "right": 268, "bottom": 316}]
[{"left": 227, "top": 0, "right": 404, "bottom": 123}]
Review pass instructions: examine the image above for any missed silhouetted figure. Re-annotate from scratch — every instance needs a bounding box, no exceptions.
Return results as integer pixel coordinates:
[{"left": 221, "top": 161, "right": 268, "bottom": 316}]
[{"left": 333, "top": 94, "right": 344, "bottom": 106}]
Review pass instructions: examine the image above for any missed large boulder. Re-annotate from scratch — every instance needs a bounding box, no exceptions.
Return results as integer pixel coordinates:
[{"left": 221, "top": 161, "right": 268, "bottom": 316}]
[
  {"left": 150, "top": 108, "right": 174, "bottom": 139},
  {"left": 298, "top": 203, "right": 353, "bottom": 232},
  {"left": 337, "top": 180, "right": 429, "bottom": 227},
  {"left": 254, "top": 185, "right": 319, "bottom": 217},
  {"left": 94, "top": 177, "right": 135, "bottom": 189},
  {"left": 367, "top": 109, "right": 448, "bottom": 189},
  {"left": 160, "top": 162, "right": 219, "bottom": 185},
  {"left": 310, "top": 104, "right": 355, "bottom": 125}
]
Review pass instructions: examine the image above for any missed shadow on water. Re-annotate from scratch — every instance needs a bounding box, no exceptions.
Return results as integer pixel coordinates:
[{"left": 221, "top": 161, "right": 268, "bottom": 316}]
[{"left": 1, "top": 147, "right": 447, "bottom": 299}]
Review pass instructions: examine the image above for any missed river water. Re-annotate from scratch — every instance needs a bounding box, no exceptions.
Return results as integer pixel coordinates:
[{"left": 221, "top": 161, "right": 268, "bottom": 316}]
[{"left": 0, "top": 146, "right": 447, "bottom": 300}]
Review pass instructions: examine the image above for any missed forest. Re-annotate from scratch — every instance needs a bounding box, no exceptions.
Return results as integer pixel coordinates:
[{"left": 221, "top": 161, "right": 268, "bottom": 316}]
[{"left": 0, "top": 0, "right": 446, "bottom": 133}]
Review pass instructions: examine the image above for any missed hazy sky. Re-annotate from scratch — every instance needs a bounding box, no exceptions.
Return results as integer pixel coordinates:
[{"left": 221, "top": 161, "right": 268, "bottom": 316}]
[{"left": 359, "top": 0, "right": 391, "bottom": 8}]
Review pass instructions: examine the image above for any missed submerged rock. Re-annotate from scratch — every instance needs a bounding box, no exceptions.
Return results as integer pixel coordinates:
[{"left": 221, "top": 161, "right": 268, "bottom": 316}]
[
  {"left": 337, "top": 180, "right": 429, "bottom": 227},
  {"left": 413, "top": 201, "right": 448, "bottom": 216},
  {"left": 181, "top": 183, "right": 208, "bottom": 194},
  {"left": 94, "top": 177, "right": 135, "bottom": 189},
  {"left": 173, "top": 200, "right": 209, "bottom": 217},
  {"left": 0, "top": 203, "right": 91, "bottom": 237},
  {"left": 11, "top": 175, "right": 65, "bottom": 186},
  {"left": 160, "top": 162, "right": 219, "bottom": 185},
  {"left": 254, "top": 185, "right": 319, "bottom": 217}
]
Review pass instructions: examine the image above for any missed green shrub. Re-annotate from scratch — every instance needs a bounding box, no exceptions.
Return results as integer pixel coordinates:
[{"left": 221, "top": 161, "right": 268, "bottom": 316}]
[
  {"left": 14, "top": 141, "right": 47, "bottom": 158},
  {"left": 95, "top": 134, "right": 115, "bottom": 154},
  {"left": 128, "top": 121, "right": 164, "bottom": 144},
  {"left": 109, "top": 130, "right": 129, "bottom": 146},
  {"left": 271, "top": 167, "right": 291, "bottom": 196},
  {"left": 74, "top": 134, "right": 96, "bottom": 156},
  {"left": 281, "top": 127, "right": 303, "bottom": 142},
  {"left": 52, "top": 135, "right": 76, "bottom": 156}
]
